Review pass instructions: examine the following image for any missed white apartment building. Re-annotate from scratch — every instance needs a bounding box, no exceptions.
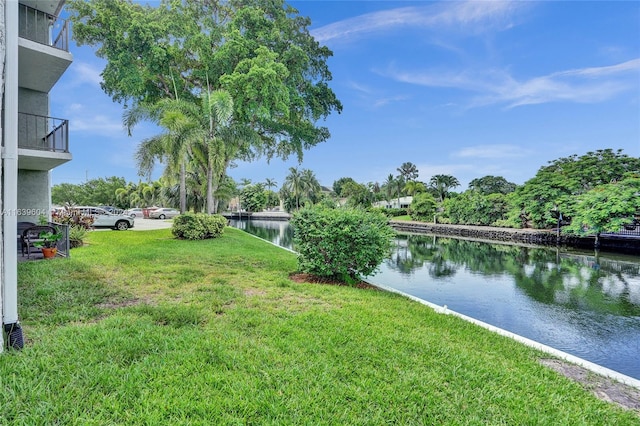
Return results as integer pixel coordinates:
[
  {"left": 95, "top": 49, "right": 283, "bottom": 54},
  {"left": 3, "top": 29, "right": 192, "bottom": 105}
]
[{"left": 1, "top": 0, "right": 72, "bottom": 350}]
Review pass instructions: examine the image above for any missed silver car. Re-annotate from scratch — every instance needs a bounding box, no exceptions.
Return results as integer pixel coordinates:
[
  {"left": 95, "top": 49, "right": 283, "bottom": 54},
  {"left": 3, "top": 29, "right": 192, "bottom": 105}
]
[
  {"left": 149, "top": 208, "right": 180, "bottom": 219},
  {"left": 124, "top": 208, "right": 145, "bottom": 218}
]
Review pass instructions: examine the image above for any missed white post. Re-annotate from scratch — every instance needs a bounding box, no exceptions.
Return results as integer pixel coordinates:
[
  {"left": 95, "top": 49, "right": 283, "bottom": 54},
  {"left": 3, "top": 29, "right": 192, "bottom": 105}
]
[
  {"left": 2, "top": 0, "right": 22, "bottom": 349},
  {"left": 0, "top": 0, "right": 6, "bottom": 352}
]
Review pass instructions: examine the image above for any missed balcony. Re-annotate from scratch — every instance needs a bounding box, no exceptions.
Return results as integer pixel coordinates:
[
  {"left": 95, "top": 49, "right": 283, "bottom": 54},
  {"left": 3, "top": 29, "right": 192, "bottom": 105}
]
[
  {"left": 18, "top": 112, "right": 72, "bottom": 171},
  {"left": 18, "top": 3, "right": 73, "bottom": 93},
  {"left": 19, "top": 3, "right": 69, "bottom": 51}
]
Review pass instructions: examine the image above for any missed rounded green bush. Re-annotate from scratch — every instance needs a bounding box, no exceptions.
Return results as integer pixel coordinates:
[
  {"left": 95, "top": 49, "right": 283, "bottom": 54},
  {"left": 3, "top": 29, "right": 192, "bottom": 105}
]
[
  {"left": 291, "top": 206, "right": 395, "bottom": 281},
  {"left": 171, "top": 213, "right": 227, "bottom": 240}
]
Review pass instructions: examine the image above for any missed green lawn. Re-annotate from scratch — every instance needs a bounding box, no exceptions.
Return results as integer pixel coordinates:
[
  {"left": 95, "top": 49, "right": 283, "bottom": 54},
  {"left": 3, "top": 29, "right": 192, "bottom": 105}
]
[{"left": 3, "top": 228, "right": 638, "bottom": 424}]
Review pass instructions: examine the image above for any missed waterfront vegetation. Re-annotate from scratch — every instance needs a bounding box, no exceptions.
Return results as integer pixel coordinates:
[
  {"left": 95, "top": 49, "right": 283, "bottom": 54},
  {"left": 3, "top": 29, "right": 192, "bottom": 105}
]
[{"left": 3, "top": 228, "right": 639, "bottom": 424}]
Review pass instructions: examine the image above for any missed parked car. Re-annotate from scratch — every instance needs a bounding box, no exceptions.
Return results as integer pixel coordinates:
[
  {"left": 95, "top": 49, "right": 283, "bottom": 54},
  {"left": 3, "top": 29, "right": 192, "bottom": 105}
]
[
  {"left": 124, "top": 208, "right": 145, "bottom": 218},
  {"left": 149, "top": 208, "right": 180, "bottom": 220},
  {"left": 71, "top": 206, "right": 135, "bottom": 230}
]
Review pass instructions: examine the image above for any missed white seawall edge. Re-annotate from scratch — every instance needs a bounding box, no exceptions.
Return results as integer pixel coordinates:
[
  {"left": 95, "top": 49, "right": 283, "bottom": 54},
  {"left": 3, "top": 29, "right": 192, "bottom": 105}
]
[{"left": 368, "top": 281, "right": 640, "bottom": 390}]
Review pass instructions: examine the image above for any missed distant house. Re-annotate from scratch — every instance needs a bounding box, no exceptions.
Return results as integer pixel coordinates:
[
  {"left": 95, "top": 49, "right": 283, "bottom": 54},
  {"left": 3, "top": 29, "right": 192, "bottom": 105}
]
[
  {"left": 373, "top": 196, "right": 413, "bottom": 209},
  {"left": 1, "top": 0, "right": 73, "bottom": 350}
]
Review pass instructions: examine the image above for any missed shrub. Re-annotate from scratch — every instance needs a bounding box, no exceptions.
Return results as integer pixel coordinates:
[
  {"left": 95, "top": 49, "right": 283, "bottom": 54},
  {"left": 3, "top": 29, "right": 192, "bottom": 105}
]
[
  {"left": 291, "top": 206, "right": 395, "bottom": 282},
  {"left": 368, "top": 207, "right": 407, "bottom": 218},
  {"left": 172, "top": 213, "right": 227, "bottom": 240},
  {"left": 52, "top": 208, "right": 95, "bottom": 229},
  {"left": 68, "top": 225, "right": 88, "bottom": 248},
  {"left": 409, "top": 193, "right": 437, "bottom": 222}
]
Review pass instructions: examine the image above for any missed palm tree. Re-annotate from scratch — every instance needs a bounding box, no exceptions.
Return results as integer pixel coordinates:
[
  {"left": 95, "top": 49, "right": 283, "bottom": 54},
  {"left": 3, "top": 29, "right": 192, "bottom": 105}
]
[
  {"left": 126, "top": 89, "right": 237, "bottom": 214},
  {"left": 263, "top": 178, "right": 277, "bottom": 191},
  {"left": 429, "top": 174, "right": 460, "bottom": 202},
  {"left": 397, "top": 162, "right": 419, "bottom": 182},
  {"left": 404, "top": 181, "right": 426, "bottom": 196},
  {"left": 125, "top": 100, "right": 192, "bottom": 213},
  {"left": 383, "top": 174, "right": 395, "bottom": 204},
  {"left": 301, "top": 169, "right": 321, "bottom": 204},
  {"left": 283, "top": 167, "right": 304, "bottom": 210}
]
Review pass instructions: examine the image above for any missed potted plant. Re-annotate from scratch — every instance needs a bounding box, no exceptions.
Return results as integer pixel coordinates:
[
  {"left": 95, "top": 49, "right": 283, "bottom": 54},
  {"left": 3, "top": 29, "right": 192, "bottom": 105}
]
[{"left": 33, "top": 231, "right": 63, "bottom": 259}]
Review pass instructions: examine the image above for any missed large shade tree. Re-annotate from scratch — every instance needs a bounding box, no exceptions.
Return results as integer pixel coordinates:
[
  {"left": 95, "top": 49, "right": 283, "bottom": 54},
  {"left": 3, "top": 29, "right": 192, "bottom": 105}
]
[
  {"left": 468, "top": 176, "right": 517, "bottom": 195},
  {"left": 563, "top": 174, "right": 640, "bottom": 247},
  {"left": 511, "top": 149, "right": 640, "bottom": 228},
  {"left": 67, "top": 0, "right": 342, "bottom": 204}
]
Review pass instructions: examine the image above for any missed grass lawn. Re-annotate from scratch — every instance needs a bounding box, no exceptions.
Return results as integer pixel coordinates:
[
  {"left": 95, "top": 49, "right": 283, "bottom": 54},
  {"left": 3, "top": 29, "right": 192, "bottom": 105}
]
[{"left": 3, "top": 228, "right": 638, "bottom": 424}]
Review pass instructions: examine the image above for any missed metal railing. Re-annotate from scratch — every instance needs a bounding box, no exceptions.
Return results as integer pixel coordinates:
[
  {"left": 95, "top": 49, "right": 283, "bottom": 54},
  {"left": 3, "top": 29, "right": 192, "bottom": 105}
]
[
  {"left": 51, "top": 222, "right": 70, "bottom": 258},
  {"left": 18, "top": 3, "right": 69, "bottom": 52},
  {"left": 600, "top": 220, "right": 640, "bottom": 238},
  {"left": 18, "top": 112, "right": 69, "bottom": 153}
]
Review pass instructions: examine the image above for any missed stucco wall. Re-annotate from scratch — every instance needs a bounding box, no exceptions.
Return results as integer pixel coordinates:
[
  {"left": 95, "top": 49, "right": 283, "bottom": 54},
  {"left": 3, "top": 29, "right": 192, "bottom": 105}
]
[
  {"left": 18, "top": 87, "right": 48, "bottom": 115},
  {"left": 17, "top": 169, "right": 50, "bottom": 223}
]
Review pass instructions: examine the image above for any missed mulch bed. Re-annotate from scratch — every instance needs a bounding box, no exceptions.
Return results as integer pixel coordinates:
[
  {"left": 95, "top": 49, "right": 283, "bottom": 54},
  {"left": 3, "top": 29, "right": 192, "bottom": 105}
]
[{"left": 289, "top": 273, "right": 379, "bottom": 290}]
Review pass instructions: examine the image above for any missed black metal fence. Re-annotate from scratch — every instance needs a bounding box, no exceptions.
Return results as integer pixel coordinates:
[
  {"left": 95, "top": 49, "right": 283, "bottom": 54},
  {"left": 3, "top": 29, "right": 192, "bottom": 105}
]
[
  {"left": 19, "top": 3, "right": 69, "bottom": 52},
  {"left": 51, "top": 222, "right": 70, "bottom": 258},
  {"left": 18, "top": 112, "right": 69, "bottom": 153}
]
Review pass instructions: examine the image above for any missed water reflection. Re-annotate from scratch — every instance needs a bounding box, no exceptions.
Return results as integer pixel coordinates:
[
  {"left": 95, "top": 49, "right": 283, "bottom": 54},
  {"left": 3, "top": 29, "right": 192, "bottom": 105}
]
[
  {"left": 228, "top": 220, "right": 640, "bottom": 379},
  {"left": 230, "top": 219, "right": 295, "bottom": 251},
  {"left": 384, "top": 234, "right": 640, "bottom": 317}
]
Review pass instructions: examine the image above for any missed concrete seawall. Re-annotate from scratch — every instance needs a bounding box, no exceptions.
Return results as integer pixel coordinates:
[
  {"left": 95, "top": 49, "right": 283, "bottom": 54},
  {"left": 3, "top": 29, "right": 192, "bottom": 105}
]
[{"left": 389, "top": 221, "right": 640, "bottom": 254}]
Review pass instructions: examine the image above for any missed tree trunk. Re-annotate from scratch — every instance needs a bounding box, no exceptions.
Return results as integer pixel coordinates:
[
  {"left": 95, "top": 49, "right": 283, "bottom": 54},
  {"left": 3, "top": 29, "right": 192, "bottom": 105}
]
[
  {"left": 179, "top": 160, "right": 186, "bottom": 213},
  {"left": 206, "top": 157, "right": 214, "bottom": 214}
]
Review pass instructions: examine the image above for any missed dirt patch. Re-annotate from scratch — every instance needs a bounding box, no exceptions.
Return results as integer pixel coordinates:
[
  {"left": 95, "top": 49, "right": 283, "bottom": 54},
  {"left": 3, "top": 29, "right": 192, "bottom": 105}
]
[
  {"left": 97, "top": 297, "right": 150, "bottom": 310},
  {"left": 540, "top": 358, "right": 640, "bottom": 414},
  {"left": 289, "top": 273, "right": 380, "bottom": 290}
]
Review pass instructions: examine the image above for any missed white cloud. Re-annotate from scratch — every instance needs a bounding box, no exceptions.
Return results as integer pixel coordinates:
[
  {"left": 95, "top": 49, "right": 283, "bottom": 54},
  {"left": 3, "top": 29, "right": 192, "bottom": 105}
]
[
  {"left": 372, "top": 95, "right": 411, "bottom": 108},
  {"left": 384, "top": 58, "right": 640, "bottom": 108},
  {"left": 70, "top": 61, "right": 103, "bottom": 87},
  {"left": 453, "top": 144, "right": 532, "bottom": 159},
  {"left": 70, "top": 114, "right": 124, "bottom": 134},
  {"left": 311, "top": 1, "right": 525, "bottom": 44}
]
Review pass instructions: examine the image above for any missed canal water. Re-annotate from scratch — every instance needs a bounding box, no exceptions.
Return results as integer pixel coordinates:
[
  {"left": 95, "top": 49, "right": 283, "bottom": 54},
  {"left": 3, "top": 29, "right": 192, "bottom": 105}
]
[{"left": 229, "top": 219, "right": 640, "bottom": 380}]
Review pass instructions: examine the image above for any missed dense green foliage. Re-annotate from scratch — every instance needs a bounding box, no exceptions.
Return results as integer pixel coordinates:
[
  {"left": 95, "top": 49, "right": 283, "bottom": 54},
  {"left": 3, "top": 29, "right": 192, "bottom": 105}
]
[
  {"left": 67, "top": 0, "right": 342, "bottom": 160},
  {"left": 341, "top": 180, "right": 373, "bottom": 208},
  {"left": 171, "top": 212, "right": 227, "bottom": 240},
  {"left": 6, "top": 229, "right": 638, "bottom": 423},
  {"left": 291, "top": 206, "right": 395, "bottom": 281},
  {"left": 240, "top": 184, "right": 267, "bottom": 212},
  {"left": 444, "top": 192, "right": 510, "bottom": 226},
  {"left": 468, "top": 175, "right": 517, "bottom": 195},
  {"left": 280, "top": 167, "right": 322, "bottom": 211},
  {"left": 332, "top": 177, "right": 356, "bottom": 197},
  {"left": 409, "top": 192, "right": 437, "bottom": 222},
  {"left": 563, "top": 174, "right": 640, "bottom": 238},
  {"left": 511, "top": 149, "right": 640, "bottom": 229},
  {"left": 52, "top": 176, "right": 128, "bottom": 207}
]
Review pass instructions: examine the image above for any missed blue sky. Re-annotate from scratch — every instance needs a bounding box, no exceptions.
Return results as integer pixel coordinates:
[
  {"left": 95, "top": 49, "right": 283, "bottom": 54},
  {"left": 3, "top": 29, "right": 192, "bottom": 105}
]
[{"left": 51, "top": 1, "right": 640, "bottom": 191}]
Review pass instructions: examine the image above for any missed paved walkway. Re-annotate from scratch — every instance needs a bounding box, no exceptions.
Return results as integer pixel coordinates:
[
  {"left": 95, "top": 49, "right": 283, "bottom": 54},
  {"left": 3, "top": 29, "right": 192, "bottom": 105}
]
[{"left": 131, "top": 218, "right": 174, "bottom": 231}]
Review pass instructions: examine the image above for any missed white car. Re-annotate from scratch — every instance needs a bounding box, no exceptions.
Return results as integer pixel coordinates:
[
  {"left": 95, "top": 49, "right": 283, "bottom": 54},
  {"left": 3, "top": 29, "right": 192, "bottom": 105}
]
[
  {"left": 149, "top": 208, "right": 180, "bottom": 219},
  {"left": 72, "top": 206, "right": 135, "bottom": 230}
]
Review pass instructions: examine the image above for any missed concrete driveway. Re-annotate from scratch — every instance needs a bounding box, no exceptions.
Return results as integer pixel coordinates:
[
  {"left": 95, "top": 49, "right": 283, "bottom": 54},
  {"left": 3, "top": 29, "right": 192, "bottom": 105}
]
[{"left": 131, "top": 218, "right": 174, "bottom": 231}]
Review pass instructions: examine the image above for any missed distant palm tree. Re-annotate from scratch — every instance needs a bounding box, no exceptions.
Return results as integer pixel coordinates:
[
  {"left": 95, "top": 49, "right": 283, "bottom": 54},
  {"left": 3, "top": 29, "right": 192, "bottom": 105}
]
[
  {"left": 301, "top": 169, "right": 321, "bottom": 203},
  {"left": 383, "top": 174, "right": 395, "bottom": 204},
  {"left": 429, "top": 174, "right": 460, "bottom": 202},
  {"left": 283, "top": 167, "right": 312, "bottom": 210},
  {"left": 404, "top": 181, "right": 426, "bottom": 196},
  {"left": 397, "top": 162, "right": 419, "bottom": 182},
  {"left": 263, "top": 178, "right": 277, "bottom": 191}
]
